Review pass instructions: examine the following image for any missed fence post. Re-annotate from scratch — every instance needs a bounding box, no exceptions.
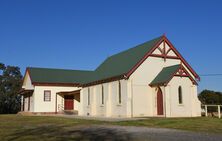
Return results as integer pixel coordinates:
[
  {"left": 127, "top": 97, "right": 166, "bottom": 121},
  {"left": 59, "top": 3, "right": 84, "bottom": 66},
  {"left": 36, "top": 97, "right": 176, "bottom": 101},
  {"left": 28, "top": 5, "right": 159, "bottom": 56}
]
[
  {"left": 205, "top": 105, "right": 208, "bottom": 117},
  {"left": 218, "top": 105, "right": 221, "bottom": 119}
]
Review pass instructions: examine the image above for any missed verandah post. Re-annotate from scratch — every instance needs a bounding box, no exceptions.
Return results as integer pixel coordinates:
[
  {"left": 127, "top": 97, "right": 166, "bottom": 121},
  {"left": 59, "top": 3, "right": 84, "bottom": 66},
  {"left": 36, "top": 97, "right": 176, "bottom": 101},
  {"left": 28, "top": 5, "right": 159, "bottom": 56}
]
[
  {"left": 205, "top": 105, "right": 208, "bottom": 117},
  {"left": 218, "top": 105, "right": 221, "bottom": 119}
]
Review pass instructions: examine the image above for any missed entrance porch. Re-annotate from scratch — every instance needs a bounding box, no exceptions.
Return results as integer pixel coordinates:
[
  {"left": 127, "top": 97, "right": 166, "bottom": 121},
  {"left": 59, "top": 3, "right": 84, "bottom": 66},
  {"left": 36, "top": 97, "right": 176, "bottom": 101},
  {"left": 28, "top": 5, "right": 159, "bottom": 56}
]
[
  {"left": 18, "top": 89, "right": 34, "bottom": 112},
  {"left": 56, "top": 89, "right": 80, "bottom": 115}
]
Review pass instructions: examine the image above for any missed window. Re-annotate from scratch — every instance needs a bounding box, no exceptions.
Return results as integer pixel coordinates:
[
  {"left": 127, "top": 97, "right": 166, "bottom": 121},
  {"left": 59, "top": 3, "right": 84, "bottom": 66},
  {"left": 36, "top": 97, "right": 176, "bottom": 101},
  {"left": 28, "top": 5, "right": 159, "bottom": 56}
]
[
  {"left": 178, "top": 86, "right": 183, "bottom": 104},
  {"left": 88, "top": 88, "right": 90, "bottom": 105},
  {"left": 44, "top": 90, "right": 51, "bottom": 101},
  {"left": 118, "top": 81, "right": 121, "bottom": 104},
  {"left": 101, "top": 85, "right": 104, "bottom": 105}
]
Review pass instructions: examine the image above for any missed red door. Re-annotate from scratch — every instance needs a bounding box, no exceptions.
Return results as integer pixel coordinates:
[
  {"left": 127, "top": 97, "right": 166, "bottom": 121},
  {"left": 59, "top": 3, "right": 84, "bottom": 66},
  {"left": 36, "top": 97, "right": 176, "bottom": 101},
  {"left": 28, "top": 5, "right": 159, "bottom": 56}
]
[
  {"left": 157, "top": 88, "right": 164, "bottom": 115},
  {"left": 64, "top": 95, "right": 74, "bottom": 110}
]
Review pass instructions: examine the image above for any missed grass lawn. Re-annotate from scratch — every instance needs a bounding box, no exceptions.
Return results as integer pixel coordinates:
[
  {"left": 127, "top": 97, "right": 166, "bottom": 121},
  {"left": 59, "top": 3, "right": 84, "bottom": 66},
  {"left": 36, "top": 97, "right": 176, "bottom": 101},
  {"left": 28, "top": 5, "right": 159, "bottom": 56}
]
[
  {"left": 114, "top": 117, "right": 222, "bottom": 133},
  {"left": 0, "top": 115, "right": 221, "bottom": 140}
]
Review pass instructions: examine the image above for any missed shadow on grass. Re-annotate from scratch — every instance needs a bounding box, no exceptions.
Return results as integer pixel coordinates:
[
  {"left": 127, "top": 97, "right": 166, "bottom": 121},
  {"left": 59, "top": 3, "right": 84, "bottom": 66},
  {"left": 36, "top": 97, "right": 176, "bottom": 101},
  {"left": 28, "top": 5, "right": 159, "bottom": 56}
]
[{"left": 8, "top": 125, "right": 132, "bottom": 141}]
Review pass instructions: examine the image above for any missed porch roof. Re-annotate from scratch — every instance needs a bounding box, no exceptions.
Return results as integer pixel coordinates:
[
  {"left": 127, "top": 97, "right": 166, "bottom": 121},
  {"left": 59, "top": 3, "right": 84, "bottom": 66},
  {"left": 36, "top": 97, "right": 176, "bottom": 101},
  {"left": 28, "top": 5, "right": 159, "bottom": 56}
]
[
  {"left": 150, "top": 65, "right": 180, "bottom": 86},
  {"left": 18, "top": 89, "right": 34, "bottom": 95},
  {"left": 57, "top": 89, "right": 81, "bottom": 95}
]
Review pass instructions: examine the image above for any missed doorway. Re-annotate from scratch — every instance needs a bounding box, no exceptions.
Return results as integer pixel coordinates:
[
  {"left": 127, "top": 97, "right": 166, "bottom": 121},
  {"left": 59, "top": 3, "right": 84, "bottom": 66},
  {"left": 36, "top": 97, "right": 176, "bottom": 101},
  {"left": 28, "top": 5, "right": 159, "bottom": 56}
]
[
  {"left": 64, "top": 95, "right": 74, "bottom": 110},
  {"left": 157, "top": 88, "right": 164, "bottom": 115}
]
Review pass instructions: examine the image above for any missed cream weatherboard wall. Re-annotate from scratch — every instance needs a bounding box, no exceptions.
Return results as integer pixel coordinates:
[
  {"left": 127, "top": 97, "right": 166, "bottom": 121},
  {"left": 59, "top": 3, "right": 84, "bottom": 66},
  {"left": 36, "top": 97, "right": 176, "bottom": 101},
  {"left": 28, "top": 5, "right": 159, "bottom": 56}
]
[
  {"left": 23, "top": 95, "right": 33, "bottom": 112},
  {"left": 22, "top": 73, "right": 34, "bottom": 112},
  {"left": 129, "top": 56, "right": 180, "bottom": 117},
  {"left": 22, "top": 72, "right": 34, "bottom": 90},
  {"left": 33, "top": 86, "right": 80, "bottom": 113},
  {"left": 165, "top": 77, "right": 201, "bottom": 117},
  {"left": 80, "top": 80, "right": 131, "bottom": 117},
  {"left": 21, "top": 73, "right": 81, "bottom": 113}
]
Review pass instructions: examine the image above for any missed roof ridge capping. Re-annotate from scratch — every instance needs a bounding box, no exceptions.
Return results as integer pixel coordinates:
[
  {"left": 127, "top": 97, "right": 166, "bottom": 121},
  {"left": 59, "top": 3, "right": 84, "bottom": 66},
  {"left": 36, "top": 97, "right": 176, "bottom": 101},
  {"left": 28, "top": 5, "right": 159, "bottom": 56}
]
[
  {"left": 28, "top": 67, "right": 93, "bottom": 72},
  {"left": 102, "top": 35, "right": 164, "bottom": 61},
  {"left": 87, "top": 35, "right": 164, "bottom": 85},
  {"left": 95, "top": 35, "right": 164, "bottom": 72}
]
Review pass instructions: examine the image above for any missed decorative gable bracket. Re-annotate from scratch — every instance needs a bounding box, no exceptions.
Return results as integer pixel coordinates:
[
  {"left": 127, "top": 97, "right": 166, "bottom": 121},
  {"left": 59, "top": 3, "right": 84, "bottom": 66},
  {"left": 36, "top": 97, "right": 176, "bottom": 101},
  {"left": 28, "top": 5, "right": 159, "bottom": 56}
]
[
  {"left": 174, "top": 65, "right": 198, "bottom": 85},
  {"left": 150, "top": 38, "right": 179, "bottom": 61},
  {"left": 150, "top": 64, "right": 198, "bottom": 87}
]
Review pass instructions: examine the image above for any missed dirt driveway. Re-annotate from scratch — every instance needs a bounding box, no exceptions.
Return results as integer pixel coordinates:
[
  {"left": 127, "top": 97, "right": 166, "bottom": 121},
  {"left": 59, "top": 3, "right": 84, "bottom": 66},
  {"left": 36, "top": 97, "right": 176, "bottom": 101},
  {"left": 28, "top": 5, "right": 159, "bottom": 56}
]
[{"left": 60, "top": 125, "right": 222, "bottom": 141}]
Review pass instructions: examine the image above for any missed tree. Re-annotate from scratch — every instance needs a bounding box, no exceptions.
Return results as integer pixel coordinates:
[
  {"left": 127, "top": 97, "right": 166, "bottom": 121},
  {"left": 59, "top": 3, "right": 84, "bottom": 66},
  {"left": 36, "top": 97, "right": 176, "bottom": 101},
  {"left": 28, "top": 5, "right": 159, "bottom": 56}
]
[
  {"left": 0, "top": 63, "right": 23, "bottom": 114},
  {"left": 198, "top": 89, "right": 222, "bottom": 113},
  {"left": 198, "top": 90, "right": 222, "bottom": 105}
]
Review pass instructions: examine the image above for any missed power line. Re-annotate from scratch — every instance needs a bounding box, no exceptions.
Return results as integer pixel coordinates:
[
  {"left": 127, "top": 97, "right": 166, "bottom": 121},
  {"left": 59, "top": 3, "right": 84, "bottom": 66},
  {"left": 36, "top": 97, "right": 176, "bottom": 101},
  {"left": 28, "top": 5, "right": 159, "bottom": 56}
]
[{"left": 200, "top": 74, "right": 222, "bottom": 76}]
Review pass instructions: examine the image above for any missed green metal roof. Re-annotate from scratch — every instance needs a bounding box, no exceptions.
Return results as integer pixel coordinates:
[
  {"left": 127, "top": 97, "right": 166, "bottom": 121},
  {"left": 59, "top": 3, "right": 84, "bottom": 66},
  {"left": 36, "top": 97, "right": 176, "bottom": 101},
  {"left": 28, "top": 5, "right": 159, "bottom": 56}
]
[
  {"left": 27, "top": 36, "right": 163, "bottom": 85},
  {"left": 28, "top": 67, "right": 93, "bottom": 84},
  {"left": 84, "top": 36, "right": 163, "bottom": 83},
  {"left": 150, "top": 64, "right": 180, "bottom": 86}
]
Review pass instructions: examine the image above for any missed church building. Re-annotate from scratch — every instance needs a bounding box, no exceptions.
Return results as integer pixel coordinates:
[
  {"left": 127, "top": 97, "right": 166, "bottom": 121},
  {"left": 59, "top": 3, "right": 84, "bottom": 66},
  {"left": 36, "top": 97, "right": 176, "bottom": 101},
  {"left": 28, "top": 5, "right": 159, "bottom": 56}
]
[{"left": 20, "top": 35, "right": 201, "bottom": 117}]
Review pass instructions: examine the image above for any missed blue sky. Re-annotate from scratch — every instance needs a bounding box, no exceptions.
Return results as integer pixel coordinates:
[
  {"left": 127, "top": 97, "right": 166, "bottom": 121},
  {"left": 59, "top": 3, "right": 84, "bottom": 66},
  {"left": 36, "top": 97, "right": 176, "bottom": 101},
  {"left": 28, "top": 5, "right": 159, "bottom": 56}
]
[{"left": 1, "top": 0, "right": 222, "bottom": 92}]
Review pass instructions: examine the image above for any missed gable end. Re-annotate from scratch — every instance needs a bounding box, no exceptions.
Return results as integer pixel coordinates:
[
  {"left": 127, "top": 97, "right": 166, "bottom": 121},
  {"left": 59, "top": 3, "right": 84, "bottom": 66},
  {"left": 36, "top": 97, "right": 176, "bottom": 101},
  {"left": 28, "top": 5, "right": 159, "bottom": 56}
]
[{"left": 126, "top": 35, "right": 200, "bottom": 81}]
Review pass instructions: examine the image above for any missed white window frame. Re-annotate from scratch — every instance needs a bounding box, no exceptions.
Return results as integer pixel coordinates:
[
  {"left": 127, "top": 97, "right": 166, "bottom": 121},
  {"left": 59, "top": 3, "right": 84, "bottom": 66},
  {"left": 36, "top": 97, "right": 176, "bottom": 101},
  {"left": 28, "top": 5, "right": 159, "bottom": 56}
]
[{"left": 44, "top": 90, "right": 51, "bottom": 102}]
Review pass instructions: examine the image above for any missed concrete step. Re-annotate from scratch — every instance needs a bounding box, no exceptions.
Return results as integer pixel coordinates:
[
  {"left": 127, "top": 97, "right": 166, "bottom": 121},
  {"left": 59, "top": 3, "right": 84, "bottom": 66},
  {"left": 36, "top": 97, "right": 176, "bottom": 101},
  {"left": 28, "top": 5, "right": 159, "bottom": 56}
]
[
  {"left": 63, "top": 110, "right": 78, "bottom": 115},
  {"left": 17, "top": 111, "right": 35, "bottom": 116}
]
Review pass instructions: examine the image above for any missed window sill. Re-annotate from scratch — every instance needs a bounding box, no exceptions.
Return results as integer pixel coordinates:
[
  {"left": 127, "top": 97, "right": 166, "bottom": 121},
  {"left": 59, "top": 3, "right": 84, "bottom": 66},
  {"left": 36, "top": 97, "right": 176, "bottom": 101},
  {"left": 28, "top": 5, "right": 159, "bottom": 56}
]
[
  {"left": 87, "top": 105, "right": 91, "bottom": 108},
  {"left": 178, "top": 104, "right": 184, "bottom": 106},
  {"left": 116, "top": 104, "right": 122, "bottom": 106},
  {"left": 100, "top": 105, "right": 105, "bottom": 107}
]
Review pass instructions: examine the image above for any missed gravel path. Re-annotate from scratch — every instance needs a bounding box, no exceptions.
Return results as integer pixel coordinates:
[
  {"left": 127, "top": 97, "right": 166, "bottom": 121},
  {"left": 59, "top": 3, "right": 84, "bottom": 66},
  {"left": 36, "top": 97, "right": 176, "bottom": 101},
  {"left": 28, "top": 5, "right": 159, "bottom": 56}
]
[{"left": 71, "top": 125, "right": 222, "bottom": 141}]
